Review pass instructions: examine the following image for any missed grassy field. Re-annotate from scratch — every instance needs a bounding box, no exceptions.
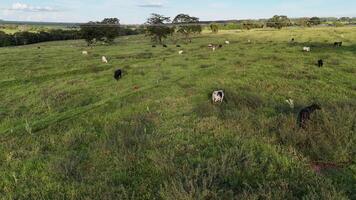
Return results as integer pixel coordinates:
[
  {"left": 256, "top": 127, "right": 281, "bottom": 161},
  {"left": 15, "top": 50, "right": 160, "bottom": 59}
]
[{"left": 0, "top": 27, "right": 355, "bottom": 199}]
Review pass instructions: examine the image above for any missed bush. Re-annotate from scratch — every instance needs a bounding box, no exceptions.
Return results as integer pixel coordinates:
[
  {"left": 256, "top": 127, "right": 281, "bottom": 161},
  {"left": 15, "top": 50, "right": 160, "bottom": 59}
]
[
  {"left": 210, "top": 23, "right": 219, "bottom": 33},
  {"left": 267, "top": 15, "right": 292, "bottom": 29}
]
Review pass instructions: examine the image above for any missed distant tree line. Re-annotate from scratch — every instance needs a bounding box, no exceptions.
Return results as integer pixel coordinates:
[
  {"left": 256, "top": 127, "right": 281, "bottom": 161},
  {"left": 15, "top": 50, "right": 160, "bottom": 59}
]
[
  {"left": 0, "top": 29, "right": 81, "bottom": 47},
  {"left": 0, "top": 18, "right": 141, "bottom": 47}
]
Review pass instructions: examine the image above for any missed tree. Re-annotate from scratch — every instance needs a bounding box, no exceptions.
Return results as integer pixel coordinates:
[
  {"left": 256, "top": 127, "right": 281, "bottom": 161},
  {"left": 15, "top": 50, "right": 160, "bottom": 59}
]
[
  {"left": 339, "top": 17, "right": 351, "bottom": 23},
  {"left": 80, "top": 18, "right": 121, "bottom": 45},
  {"left": 210, "top": 23, "right": 219, "bottom": 33},
  {"left": 242, "top": 20, "right": 254, "bottom": 30},
  {"left": 267, "top": 15, "right": 291, "bottom": 29},
  {"left": 309, "top": 17, "right": 321, "bottom": 26},
  {"left": 100, "top": 18, "right": 121, "bottom": 43},
  {"left": 172, "top": 14, "right": 202, "bottom": 43},
  {"left": 145, "top": 13, "right": 173, "bottom": 44},
  {"left": 80, "top": 22, "right": 103, "bottom": 45},
  {"left": 296, "top": 18, "right": 312, "bottom": 27}
]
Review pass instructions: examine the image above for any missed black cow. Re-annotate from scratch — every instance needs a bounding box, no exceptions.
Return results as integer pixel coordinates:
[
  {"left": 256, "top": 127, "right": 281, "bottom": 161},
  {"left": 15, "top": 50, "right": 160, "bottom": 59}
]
[
  {"left": 218, "top": 44, "right": 223, "bottom": 48},
  {"left": 297, "top": 104, "right": 321, "bottom": 129},
  {"left": 318, "top": 59, "right": 324, "bottom": 67},
  {"left": 176, "top": 44, "right": 181, "bottom": 47},
  {"left": 334, "top": 42, "right": 342, "bottom": 47},
  {"left": 152, "top": 45, "right": 156, "bottom": 48},
  {"left": 163, "top": 44, "right": 168, "bottom": 48},
  {"left": 114, "top": 69, "right": 122, "bottom": 80},
  {"left": 291, "top": 38, "right": 295, "bottom": 42}
]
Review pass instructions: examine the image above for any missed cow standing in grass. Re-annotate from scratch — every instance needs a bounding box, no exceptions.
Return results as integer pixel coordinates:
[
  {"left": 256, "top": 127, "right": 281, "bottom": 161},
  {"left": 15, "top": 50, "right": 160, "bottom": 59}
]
[
  {"left": 334, "top": 42, "right": 342, "bottom": 47},
  {"left": 212, "top": 90, "right": 224, "bottom": 103},
  {"left": 102, "top": 56, "right": 108, "bottom": 63},
  {"left": 298, "top": 104, "right": 321, "bottom": 129},
  {"left": 114, "top": 69, "right": 122, "bottom": 80},
  {"left": 303, "top": 47, "right": 311, "bottom": 52},
  {"left": 318, "top": 59, "right": 324, "bottom": 67}
]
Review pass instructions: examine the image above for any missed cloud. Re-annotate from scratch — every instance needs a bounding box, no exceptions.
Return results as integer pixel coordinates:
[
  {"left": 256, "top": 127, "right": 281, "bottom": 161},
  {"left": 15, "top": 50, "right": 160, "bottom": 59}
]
[
  {"left": 138, "top": 4, "right": 163, "bottom": 8},
  {"left": 137, "top": 0, "right": 165, "bottom": 8},
  {"left": 6, "top": 2, "right": 59, "bottom": 12}
]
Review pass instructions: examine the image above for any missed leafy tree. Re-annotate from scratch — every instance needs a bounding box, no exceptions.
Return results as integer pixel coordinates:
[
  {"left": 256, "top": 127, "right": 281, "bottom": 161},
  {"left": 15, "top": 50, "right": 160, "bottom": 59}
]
[
  {"left": 80, "top": 22, "right": 102, "bottom": 45},
  {"left": 242, "top": 20, "right": 255, "bottom": 30},
  {"left": 172, "top": 14, "right": 202, "bottom": 43},
  {"left": 80, "top": 18, "right": 121, "bottom": 45},
  {"left": 267, "top": 15, "right": 291, "bottom": 29},
  {"left": 100, "top": 18, "right": 121, "bottom": 43},
  {"left": 296, "top": 18, "right": 312, "bottom": 27},
  {"left": 210, "top": 23, "right": 219, "bottom": 33},
  {"left": 309, "top": 17, "right": 321, "bottom": 26},
  {"left": 339, "top": 17, "right": 351, "bottom": 23},
  {"left": 145, "top": 13, "right": 173, "bottom": 44}
]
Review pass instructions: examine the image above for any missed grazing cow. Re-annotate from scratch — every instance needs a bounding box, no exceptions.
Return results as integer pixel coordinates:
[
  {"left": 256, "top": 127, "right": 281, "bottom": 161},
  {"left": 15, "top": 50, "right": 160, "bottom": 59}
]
[
  {"left": 179, "top": 50, "right": 184, "bottom": 55},
  {"left": 212, "top": 90, "right": 224, "bottom": 103},
  {"left": 334, "top": 42, "right": 342, "bottom": 47},
  {"left": 298, "top": 104, "right": 321, "bottom": 129},
  {"left": 225, "top": 41, "right": 230, "bottom": 45},
  {"left": 82, "top": 51, "right": 88, "bottom": 55},
  {"left": 152, "top": 45, "right": 156, "bottom": 48},
  {"left": 285, "top": 99, "right": 294, "bottom": 109},
  {"left": 303, "top": 47, "right": 311, "bottom": 52},
  {"left": 102, "top": 56, "right": 108, "bottom": 63},
  {"left": 37, "top": 46, "right": 41, "bottom": 49},
  {"left": 318, "top": 59, "right": 324, "bottom": 67},
  {"left": 176, "top": 44, "right": 181, "bottom": 47},
  {"left": 163, "top": 44, "right": 168, "bottom": 48},
  {"left": 218, "top": 44, "right": 223, "bottom": 48},
  {"left": 114, "top": 69, "right": 122, "bottom": 80},
  {"left": 208, "top": 44, "right": 213, "bottom": 48}
]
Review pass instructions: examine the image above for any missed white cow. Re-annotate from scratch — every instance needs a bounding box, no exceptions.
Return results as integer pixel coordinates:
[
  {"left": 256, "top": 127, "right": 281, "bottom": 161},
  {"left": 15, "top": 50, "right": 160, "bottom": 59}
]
[
  {"left": 303, "top": 47, "right": 311, "bottom": 52},
  {"left": 208, "top": 44, "right": 213, "bottom": 48},
  {"left": 225, "top": 41, "right": 230, "bottom": 45},
  {"left": 102, "top": 56, "right": 108, "bottom": 63},
  {"left": 179, "top": 50, "right": 184, "bottom": 55},
  {"left": 82, "top": 51, "right": 88, "bottom": 55},
  {"left": 285, "top": 99, "right": 294, "bottom": 109},
  {"left": 212, "top": 90, "right": 224, "bottom": 103}
]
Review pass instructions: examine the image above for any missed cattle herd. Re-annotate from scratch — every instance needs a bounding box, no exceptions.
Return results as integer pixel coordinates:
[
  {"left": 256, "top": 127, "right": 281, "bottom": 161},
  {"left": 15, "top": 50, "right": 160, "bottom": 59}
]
[{"left": 79, "top": 37, "right": 345, "bottom": 129}]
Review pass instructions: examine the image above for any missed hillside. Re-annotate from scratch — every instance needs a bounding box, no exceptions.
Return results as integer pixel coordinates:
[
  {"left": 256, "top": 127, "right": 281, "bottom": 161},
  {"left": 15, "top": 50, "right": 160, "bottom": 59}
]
[{"left": 0, "top": 27, "right": 355, "bottom": 199}]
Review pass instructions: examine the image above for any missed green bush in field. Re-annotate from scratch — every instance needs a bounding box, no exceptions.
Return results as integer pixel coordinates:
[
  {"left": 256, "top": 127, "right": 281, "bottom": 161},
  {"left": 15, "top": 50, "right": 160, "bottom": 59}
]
[
  {"left": 309, "top": 17, "right": 322, "bottom": 26},
  {"left": 210, "top": 23, "right": 219, "bottom": 33},
  {"left": 334, "top": 21, "right": 345, "bottom": 27},
  {"left": 267, "top": 15, "right": 292, "bottom": 29}
]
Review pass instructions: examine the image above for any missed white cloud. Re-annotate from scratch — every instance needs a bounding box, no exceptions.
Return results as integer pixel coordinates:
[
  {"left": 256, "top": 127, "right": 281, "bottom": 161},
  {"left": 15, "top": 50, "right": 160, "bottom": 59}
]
[
  {"left": 7, "top": 2, "right": 59, "bottom": 12},
  {"left": 137, "top": 0, "right": 165, "bottom": 8}
]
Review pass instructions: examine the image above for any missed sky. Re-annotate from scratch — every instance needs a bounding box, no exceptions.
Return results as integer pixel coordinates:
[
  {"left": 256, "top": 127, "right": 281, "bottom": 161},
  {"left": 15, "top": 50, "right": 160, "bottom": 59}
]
[{"left": 0, "top": 0, "right": 355, "bottom": 23}]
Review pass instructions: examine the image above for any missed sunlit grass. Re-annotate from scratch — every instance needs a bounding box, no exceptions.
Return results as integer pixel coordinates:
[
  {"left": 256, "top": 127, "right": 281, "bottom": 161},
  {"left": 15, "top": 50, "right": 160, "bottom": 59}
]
[{"left": 0, "top": 27, "right": 355, "bottom": 199}]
